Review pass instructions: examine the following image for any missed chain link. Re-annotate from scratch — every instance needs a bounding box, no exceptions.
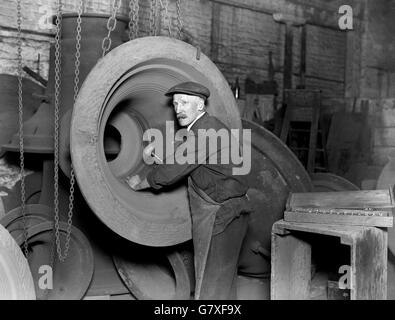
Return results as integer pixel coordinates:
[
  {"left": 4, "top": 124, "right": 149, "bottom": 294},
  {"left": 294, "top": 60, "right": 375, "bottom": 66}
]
[
  {"left": 52, "top": 0, "right": 82, "bottom": 263},
  {"left": 73, "top": 6, "right": 82, "bottom": 104},
  {"left": 158, "top": 0, "right": 172, "bottom": 37},
  {"left": 128, "top": 0, "right": 139, "bottom": 40},
  {"left": 48, "top": 0, "right": 63, "bottom": 272},
  {"left": 102, "top": 0, "right": 122, "bottom": 57},
  {"left": 176, "top": 0, "right": 183, "bottom": 39},
  {"left": 149, "top": 0, "right": 158, "bottom": 36},
  {"left": 53, "top": 0, "right": 62, "bottom": 263},
  {"left": 133, "top": 0, "right": 140, "bottom": 38},
  {"left": 16, "top": 0, "right": 28, "bottom": 258}
]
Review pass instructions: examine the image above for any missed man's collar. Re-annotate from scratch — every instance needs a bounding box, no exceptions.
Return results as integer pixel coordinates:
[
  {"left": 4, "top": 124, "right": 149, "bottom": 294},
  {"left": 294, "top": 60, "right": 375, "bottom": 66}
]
[{"left": 187, "top": 112, "right": 206, "bottom": 131}]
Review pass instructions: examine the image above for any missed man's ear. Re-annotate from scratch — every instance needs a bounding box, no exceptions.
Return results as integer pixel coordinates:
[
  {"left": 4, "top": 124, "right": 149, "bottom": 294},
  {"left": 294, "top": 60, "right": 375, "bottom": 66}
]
[{"left": 197, "top": 100, "right": 205, "bottom": 111}]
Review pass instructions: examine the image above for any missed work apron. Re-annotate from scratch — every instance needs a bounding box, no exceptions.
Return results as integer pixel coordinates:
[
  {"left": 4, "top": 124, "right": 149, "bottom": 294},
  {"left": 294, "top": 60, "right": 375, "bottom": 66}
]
[
  {"left": 188, "top": 176, "right": 251, "bottom": 300},
  {"left": 188, "top": 177, "right": 221, "bottom": 300}
]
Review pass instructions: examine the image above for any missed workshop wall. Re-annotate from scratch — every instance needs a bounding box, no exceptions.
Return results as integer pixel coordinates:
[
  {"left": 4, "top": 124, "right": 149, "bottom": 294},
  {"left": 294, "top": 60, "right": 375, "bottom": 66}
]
[
  {"left": 2, "top": 0, "right": 393, "bottom": 168},
  {"left": 359, "top": 0, "right": 395, "bottom": 167},
  {"left": 360, "top": 0, "right": 395, "bottom": 98},
  {"left": 0, "top": 0, "right": 353, "bottom": 95},
  {"left": 211, "top": 0, "right": 350, "bottom": 101}
]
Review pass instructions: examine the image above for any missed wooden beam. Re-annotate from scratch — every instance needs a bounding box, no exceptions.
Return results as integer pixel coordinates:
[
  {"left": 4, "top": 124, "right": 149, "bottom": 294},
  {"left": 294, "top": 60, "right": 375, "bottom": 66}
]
[
  {"left": 283, "top": 23, "right": 294, "bottom": 91},
  {"left": 287, "top": 189, "right": 394, "bottom": 210},
  {"left": 210, "top": 2, "right": 221, "bottom": 62},
  {"left": 284, "top": 211, "right": 393, "bottom": 228},
  {"left": 208, "top": 0, "right": 363, "bottom": 30}
]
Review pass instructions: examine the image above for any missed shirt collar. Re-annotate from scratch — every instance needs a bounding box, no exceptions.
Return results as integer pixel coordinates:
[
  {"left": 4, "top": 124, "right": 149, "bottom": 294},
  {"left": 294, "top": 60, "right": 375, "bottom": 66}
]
[{"left": 187, "top": 112, "right": 206, "bottom": 131}]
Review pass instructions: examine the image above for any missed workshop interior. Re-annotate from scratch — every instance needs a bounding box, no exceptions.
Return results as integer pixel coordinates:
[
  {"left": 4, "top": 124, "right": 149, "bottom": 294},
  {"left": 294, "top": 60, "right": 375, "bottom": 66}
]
[{"left": 0, "top": 0, "right": 394, "bottom": 300}]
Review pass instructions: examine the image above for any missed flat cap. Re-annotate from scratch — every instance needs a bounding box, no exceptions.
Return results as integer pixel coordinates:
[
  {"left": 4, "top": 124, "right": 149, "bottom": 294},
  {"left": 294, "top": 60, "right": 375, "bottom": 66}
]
[{"left": 165, "top": 81, "right": 210, "bottom": 100}]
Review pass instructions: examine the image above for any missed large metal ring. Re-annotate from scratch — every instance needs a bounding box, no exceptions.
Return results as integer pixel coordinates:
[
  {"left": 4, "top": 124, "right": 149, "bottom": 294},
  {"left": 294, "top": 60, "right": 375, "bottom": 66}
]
[
  {"left": 238, "top": 119, "right": 313, "bottom": 276},
  {"left": 15, "top": 221, "right": 94, "bottom": 300},
  {"left": 70, "top": 37, "right": 241, "bottom": 246},
  {"left": 0, "top": 204, "right": 52, "bottom": 240},
  {"left": 310, "top": 172, "right": 360, "bottom": 192},
  {"left": 0, "top": 224, "right": 36, "bottom": 300},
  {"left": 113, "top": 245, "right": 194, "bottom": 300}
]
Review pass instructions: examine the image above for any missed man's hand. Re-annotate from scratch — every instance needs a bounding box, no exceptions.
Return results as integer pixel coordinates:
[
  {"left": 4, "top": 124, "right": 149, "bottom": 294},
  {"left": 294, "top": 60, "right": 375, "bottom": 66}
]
[
  {"left": 126, "top": 175, "right": 150, "bottom": 191},
  {"left": 126, "top": 175, "right": 142, "bottom": 190},
  {"left": 143, "top": 144, "right": 162, "bottom": 164},
  {"left": 143, "top": 144, "right": 155, "bottom": 159}
]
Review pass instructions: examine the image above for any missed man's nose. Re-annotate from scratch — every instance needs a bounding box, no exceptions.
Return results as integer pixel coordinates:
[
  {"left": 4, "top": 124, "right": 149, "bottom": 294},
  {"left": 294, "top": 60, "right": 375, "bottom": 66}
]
[{"left": 174, "top": 105, "right": 181, "bottom": 114}]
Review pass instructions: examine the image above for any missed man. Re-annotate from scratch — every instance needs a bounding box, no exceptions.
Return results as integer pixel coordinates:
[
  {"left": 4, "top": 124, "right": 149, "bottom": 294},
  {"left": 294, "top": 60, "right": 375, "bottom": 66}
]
[{"left": 127, "top": 81, "right": 251, "bottom": 300}]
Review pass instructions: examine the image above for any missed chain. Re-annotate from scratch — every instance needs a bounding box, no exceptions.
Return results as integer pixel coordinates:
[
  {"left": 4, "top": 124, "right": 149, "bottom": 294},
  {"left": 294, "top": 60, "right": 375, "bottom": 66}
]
[
  {"left": 176, "top": 0, "right": 183, "bottom": 39},
  {"left": 52, "top": 0, "right": 82, "bottom": 263},
  {"left": 158, "top": 0, "right": 172, "bottom": 37},
  {"left": 53, "top": 0, "right": 63, "bottom": 263},
  {"left": 53, "top": 0, "right": 62, "bottom": 263},
  {"left": 16, "top": 0, "right": 28, "bottom": 258},
  {"left": 73, "top": 4, "right": 82, "bottom": 105},
  {"left": 102, "top": 0, "right": 121, "bottom": 57},
  {"left": 128, "top": 0, "right": 139, "bottom": 40},
  {"left": 149, "top": 0, "right": 158, "bottom": 36}
]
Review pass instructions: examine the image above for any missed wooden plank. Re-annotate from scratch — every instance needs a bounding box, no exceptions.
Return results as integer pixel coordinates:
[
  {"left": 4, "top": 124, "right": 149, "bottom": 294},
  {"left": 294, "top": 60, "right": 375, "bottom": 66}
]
[
  {"left": 284, "top": 211, "right": 393, "bottom": 228},
  {"left": 271, "top": 229, "right": 311, "bottom": 299},
  {"left": 307, "top": 94, "right": 320, "bottom": 173},
  {"left": 344, "top": 16, "right": 363, "bottom": 98},
  {"left": 304, "top": 76, "right": 345, "bottom": 98},
  {"left": 280, "top": 103, "right": 291, "bottom": 142},
  {"left": 210, "top": 2, "right": 221, "bottom": 61},
  {"left": 218, "top": 5, "right": 284, "bottom": 71},
  {"left": 287, "top": 189, "right": 394, "bottom": 210},
  {"left": 299, "top": 24, "right": 306, "bottom": 88},
  {"left": 353, "top": 228, "right": 387, "bottom": 300},
  {"left": 209, "top": 0, "right": 364, "bottom": 30},
  {"left": 289, "top": 207, "right": 391, "bottom": 216},
  {"left": 273, "top": 219, "right": 363, "bottom": 245},
  {"left": 306, "top": 25, "right": 346, "bottom": 83},
  {"left": 283, "top": 23, "right": 294, "bottom": 91}
]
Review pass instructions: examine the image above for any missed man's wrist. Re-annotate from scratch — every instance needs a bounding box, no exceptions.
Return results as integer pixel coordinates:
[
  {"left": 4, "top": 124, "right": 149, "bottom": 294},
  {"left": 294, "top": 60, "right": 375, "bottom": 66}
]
[{"left": 135, "top": 178, "right": 150, "bottom": 190}]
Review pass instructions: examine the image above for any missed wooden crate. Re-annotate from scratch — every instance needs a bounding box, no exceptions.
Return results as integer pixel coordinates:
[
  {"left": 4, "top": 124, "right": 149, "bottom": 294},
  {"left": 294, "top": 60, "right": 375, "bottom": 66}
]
[
  {"left": 271, "top": 220, "right": 388, "bottom": 300},
  {"left": 284, "top": 188, "right": 394, "bottom": 228}
]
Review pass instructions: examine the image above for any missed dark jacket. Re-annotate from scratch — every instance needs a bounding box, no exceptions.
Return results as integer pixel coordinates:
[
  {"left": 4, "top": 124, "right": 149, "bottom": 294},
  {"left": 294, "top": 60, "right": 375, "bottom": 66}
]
[
  {"left": 147, "top": 113, "right": 249, "bottom": 202},
  {"left": 146, "top": 113, "right": 251, "bottom": 233}
]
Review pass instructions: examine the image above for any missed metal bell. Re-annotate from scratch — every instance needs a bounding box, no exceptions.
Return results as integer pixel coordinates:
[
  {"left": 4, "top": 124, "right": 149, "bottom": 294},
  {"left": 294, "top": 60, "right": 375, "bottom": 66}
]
[
  {"left": 0, "top": 74, "right": 43, "bottom": 156},
  {"left": 2, "top": 101, "right": 54, "bottom": 154}
]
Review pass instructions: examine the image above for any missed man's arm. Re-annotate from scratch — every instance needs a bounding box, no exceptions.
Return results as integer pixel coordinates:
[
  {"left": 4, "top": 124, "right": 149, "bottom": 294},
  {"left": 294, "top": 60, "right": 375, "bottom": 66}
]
[
  {"left": 146, "top": 162, "right": 198, "bottom": 190},
  {"left": 146, "top": 132, "right": 207, "bottom": 189},
  {"left": 126, "top": 162, "right": 198, "bottom": 191},
  {"left": 127, "top": 133, "right": 203, "bottom": 191}
]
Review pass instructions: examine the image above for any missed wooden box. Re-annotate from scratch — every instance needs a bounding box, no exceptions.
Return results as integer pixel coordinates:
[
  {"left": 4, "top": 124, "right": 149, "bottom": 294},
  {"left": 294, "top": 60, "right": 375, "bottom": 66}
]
[
  {"left": 284, "top": 189, "right": 394, "bottom": 228},
  {"left": 271, "top": 220, "right": 388, "bottom": 300}
]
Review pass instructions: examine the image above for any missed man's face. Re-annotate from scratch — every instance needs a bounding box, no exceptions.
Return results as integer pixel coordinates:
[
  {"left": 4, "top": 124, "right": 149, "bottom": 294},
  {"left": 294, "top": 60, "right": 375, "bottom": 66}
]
[{"left": 173, "top": 94, "right": 204, "bottom": 127}]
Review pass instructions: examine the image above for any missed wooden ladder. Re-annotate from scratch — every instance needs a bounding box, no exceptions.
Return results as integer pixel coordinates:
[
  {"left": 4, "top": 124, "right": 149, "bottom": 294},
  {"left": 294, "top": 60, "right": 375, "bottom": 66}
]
[{"left": 280, "top": 89, "right": 327, "bottom": 174}]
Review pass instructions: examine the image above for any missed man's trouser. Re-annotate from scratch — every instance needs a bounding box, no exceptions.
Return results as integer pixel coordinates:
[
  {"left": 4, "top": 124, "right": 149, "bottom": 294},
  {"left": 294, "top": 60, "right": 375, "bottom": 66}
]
[{"left": 197, "top": 213, "right": 249, "bottom": 300}]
